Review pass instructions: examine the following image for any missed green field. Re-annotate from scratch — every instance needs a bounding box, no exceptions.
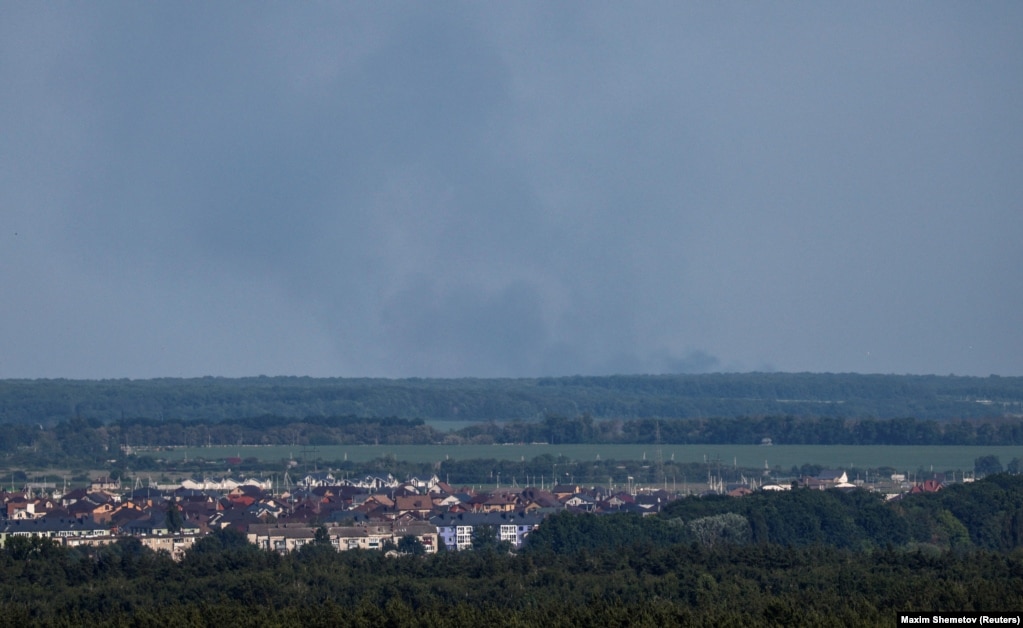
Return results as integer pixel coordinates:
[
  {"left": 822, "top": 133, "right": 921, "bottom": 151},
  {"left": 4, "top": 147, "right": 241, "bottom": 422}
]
[{"left": 154, "top": 444, "right": 1022, "bottom": 473}]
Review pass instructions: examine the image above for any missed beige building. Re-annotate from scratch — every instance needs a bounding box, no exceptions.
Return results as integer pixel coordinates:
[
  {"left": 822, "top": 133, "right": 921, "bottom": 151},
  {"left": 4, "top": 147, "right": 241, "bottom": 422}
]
[{"left": 247, "top": 521, "right": 438, "bottom": 554}]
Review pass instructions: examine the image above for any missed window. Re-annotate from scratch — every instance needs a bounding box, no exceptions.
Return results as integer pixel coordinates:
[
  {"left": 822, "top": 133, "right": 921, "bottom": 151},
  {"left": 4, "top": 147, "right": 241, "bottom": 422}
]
[
  {"left": 500, "top": 525, "right": 518, "bottom": 543},
  {"left": 455, "top": 526, "right": 473, "bottom": 550}
]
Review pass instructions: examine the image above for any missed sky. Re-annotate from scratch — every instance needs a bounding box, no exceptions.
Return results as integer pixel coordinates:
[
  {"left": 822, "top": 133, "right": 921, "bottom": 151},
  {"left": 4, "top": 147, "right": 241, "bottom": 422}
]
[{"left": 2, "top": 3, "right": 1022, "bottom": 380}]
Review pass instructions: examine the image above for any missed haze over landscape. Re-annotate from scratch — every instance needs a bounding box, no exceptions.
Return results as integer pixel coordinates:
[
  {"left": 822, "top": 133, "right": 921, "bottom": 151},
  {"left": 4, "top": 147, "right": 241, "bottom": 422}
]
[{"left": 3, "top": 3, "right": 1021, "bottom": 380}]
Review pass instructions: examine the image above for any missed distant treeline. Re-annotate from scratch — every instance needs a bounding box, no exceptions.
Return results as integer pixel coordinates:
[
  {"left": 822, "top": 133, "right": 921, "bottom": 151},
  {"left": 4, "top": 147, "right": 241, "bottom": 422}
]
[
  {"left": 476, "top": 414, "right": 1023, "bottom": 446},
  {"left": 4, "top": 414, "right": 1023, "bottom": 472},
  {"left": 119, "top": 413, "right": 1023, "bottom": 447},
  {"left": 2, "top": 373, "right": 1022, "bottom": 425}
]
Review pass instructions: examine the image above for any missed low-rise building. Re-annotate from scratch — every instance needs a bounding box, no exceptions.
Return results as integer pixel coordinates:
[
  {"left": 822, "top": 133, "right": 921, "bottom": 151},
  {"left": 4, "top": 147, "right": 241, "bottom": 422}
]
[
  {"left": 430, "top": 512, "right": 544, "bottom": 551},
  {"left": 0, "top": 518, "right": 108, "bottom": 546}
]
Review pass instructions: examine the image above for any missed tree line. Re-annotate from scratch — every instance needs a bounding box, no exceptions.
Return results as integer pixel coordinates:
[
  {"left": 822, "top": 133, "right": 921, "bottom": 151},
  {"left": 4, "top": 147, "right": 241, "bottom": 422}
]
[
  {"left": 4, "top": 414, "right": 1023, "bottom": 475},
  {"left": 3, "top": 372, "right": 1022, "bottom": 425},
  {"left": 462, "top": 414, "right": 1023, "bottom": 446}
]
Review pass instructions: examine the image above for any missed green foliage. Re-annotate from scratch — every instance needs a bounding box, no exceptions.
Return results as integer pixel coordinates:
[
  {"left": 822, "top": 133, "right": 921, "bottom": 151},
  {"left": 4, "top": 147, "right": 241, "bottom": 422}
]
[
  {"left": 4, "top": 374, "right": 1023, "bottom": 471},
  {"left": 469, "top": 524, "right": 512, "bottom": 554},
  {"left": 0, "top": 527, "right": 1021, "bottom": 625},
  {"left": 3, "top": 373, "right": 1022, "bottom": 427},
  {"left": 659, "top": 488, "right": 913, "bottom": 549},
  {"left": 975, "top": 454, "right": 1004, "bottom": 476},
  {"left": 313, "top": 525, "right": 331, "bottom": 545},
  {"left": 396, "top": 535, "right": 426, "bottom": 556},
  {"left": 1, "top": 477, "right": 1023, "bottom": 624},
  {"left": 7, "top": 412, "right": 1023, "bottom": 473},
  {"left": 525, "top": 511, "right": 691, "bottom": 554},
  {"left": 165, "top": 503, "right": 184, "bottom": 534},
  {"left": 687, "top": 513, "right": 752, "bottom": 546}
]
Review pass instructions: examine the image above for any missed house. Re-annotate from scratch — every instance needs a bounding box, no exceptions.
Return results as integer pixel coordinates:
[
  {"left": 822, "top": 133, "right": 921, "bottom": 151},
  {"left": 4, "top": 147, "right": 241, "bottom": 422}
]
[
  {"left": 345, "top": 475, "right": 399, "bottom": 491},
  {"left": 727, "top": 486, "right": 754, "bottom": 497},
  {"left": 120, "top": 507, "right": 200, "bottom": 537},
  {"left": 394, "top": 495, "right": 434, "bottom": 519},
  {"left": 596, "top": 493, "right": 635, "bottom": 512},
  {"left": 284, "top": 501, "right": 324, "bottom": 524},
  {"left": 229, "top": 484, "right": 267, "bottom": 501},
  {"left": 348, "top": 494, "right": 397, "bottom": 520},
  {"left": 241, "top": 502, "right": 280, "bottom": 522},
  {"left": 226, "top": 492, "right": 257, "bottom": 509},
  {"left": 297, "top": 472, "right": 337, "bottom": 489},
  {"left": 349, "top": 500, "right": 388, "bottom": 521},
  {"left": 561, "top": 494, "right": 596, "bottom": 511},
  {"left": 816, "top": 470, "right": 849, "bottom": 484},
  {"left": 428, "top": 480, "right": 457, "bottom": 496},
  {"left": 28, "top": 498, "right": 60, "bottom": 516},
  {"left": 802, "top": 470, "right": 850, "bottom": 490},
  {"left": 392, "top": 484, "right": 421, "bottom": 498},
  {"left": 89, "top": 477, "right": 121, "bottom": 492},
  {"left": 551, "top": 484, "right": 579, "bottom": 500},
  {"left": 88, "top": 501, "right": 119, "bottom": 524},
  {"left": 321, "top": 485, "right": 367, "bottom": 509},
  {"left": 209, "top": 509, "right": 264, "bottom": 533},
  {"left": 480, "top": 491, "right": 520, "bottom": 513},
  {"left": 909, "top": 479, "right": 944, "bottom": 494},
  {"left": 432, "top": 494, "right": 463, "bottom": 509},
  {"left": 518, "top": 487, "right": 561, "bottom": 511},
  {"left": 129, "top": 487, "right": 172, "bottom": 508},
  {"left": 7, "top": 499, "right": 40, "bottom": 520},
  {"left": 59, "top": 488, "right": 92, "bottom": 508},
  {"left": 407, "top": 474, "right": 442, "bottom": 493},
  {"left": 109, "top": 505, "right": 149, "bottom": 532},
  {"left": 463, "top": 493, "right": 490, "bottom": 513}
]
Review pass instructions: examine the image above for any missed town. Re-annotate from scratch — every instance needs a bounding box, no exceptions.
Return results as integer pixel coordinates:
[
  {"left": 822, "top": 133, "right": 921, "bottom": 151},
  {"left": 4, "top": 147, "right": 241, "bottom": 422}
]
[{"left": 0, "top": 467, "right": 948, "bottom": 559}]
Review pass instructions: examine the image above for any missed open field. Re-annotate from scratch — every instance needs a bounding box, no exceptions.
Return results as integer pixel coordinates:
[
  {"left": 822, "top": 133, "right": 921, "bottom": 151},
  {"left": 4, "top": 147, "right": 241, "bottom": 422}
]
[{"left": 151, "top": 444, "right": 1023, "bottom": 472}]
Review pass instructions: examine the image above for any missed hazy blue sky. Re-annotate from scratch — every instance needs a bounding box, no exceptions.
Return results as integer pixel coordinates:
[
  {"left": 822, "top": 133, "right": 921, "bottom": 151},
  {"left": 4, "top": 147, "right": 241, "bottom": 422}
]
[{"left": 2, "top": 3, "right": 1021, "bottom": 379}]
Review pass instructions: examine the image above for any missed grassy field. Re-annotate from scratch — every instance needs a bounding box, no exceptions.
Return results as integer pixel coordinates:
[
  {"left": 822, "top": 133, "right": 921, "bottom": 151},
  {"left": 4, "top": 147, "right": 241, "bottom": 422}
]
[{"left": 152, "top": 443, "right": 1023, "bottom": 473}]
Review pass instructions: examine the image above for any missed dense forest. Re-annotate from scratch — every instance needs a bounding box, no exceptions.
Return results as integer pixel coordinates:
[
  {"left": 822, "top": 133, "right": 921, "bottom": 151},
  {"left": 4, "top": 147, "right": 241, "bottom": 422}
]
[
  {"left": 2, "top": 475, "right": 1022, "bottom": 626},
  {"left": 2, "top": 373, "right": 1022, "bottom": 425}
]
